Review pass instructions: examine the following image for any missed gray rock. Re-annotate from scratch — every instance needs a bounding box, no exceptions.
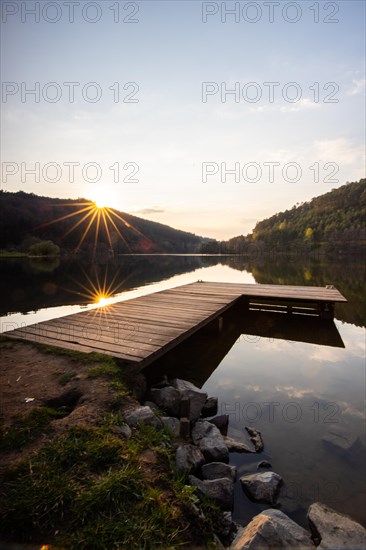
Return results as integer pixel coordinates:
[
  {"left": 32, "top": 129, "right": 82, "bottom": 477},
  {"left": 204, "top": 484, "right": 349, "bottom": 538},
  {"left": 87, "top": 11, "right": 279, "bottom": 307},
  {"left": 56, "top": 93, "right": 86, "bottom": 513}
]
[
  {"left": 322, "top": 425, "right": 360, "bottom": 455},
  {"left": 124, "top": 406, "right": 161, "bottom": 429},
  {"left": 202, "top": 396, "right": 218, "bottom": 418},
  {"left": 161, "top": 416, "right": 180, "bottom": 436},
  {"left": 230, "top": 509, "right": 313, "bottom": 549},
  {"left": 245, "top": 426, "right": 264, "bottom": 452},
  {"left": 172, "top": 378, "right": 208, "bottom": 420},
  {"left": 175, "top": 444, "right": 205, "bottom": 474},
  {"left": 188, "top": 475, "right": 234, "bottom": 510},
  {"left": 148, "top": 386, "right": 181, "bottom": 417},
  {"left": 240, "top": 471, "right": 283, "bottom": 505},
  {"left": 209, "top": 414, "right": 229, "bottom": 435},
  {"left": 257, "top": 460, "right": 272, "bottom": 469},
  {"left": 202, "top": 462, "right": 237, "bottom": 481},
  {"left": 144, "top": 400, "right": 159, "bottom": 412},
  {"left": 225, "top": 436, "right": 254, "bottom": 453},
  {"left": 151, "top": 376, "right": 170, "bottom": 389},
  {"left": 114, "top": 423, "right": 132, "bottom": 438},
  {"left": 307, "top": 502, "right": 366, "bottom": 549},
  {"left": 192, "top": 421, "right": 229, "bottom": 463},
  {"left": 215, "top": 511, "right": 238, "bottom": 543}
]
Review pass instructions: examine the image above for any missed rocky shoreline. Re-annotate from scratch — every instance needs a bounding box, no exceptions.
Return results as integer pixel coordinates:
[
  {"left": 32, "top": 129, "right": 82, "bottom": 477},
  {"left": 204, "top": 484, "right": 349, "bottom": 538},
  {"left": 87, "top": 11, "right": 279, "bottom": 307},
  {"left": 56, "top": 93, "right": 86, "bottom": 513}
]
[{"left": 124, "top": 376, "right": 366, "bottom": 549}]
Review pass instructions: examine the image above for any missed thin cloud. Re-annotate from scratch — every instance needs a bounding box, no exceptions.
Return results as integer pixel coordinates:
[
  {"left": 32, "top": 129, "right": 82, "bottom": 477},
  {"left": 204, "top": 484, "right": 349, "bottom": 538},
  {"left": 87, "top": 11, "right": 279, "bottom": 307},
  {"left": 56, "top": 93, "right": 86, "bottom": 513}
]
[
  {"left": 346, "top": 78, "right": 365, "bottom": 96},
  {"left": 133, "top": 208, "right": 165, "bottom": 215},
  {"left": 314, "top": 138, "right": 365, "bottom": 166},
  {"left": 280, "top": 98, "right": 321, "bottom": 113}
]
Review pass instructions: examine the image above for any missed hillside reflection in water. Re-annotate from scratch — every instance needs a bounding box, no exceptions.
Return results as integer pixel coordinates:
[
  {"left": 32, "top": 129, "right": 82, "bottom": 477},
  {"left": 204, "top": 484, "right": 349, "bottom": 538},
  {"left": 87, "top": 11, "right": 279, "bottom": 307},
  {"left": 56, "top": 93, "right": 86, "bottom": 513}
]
[{"left": 1, "top": 254, "right": 365, "bottom": 529}]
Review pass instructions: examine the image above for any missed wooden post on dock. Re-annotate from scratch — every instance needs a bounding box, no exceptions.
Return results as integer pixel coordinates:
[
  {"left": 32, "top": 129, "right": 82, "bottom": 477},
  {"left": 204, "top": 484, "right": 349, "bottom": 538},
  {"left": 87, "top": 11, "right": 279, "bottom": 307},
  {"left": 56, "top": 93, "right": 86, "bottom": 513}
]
[
  {"left": 180, "top": 396, "right": 191, "bottom": 439},
  {"left": 319, "top": 302, "right": 334, "bottom": 320}
]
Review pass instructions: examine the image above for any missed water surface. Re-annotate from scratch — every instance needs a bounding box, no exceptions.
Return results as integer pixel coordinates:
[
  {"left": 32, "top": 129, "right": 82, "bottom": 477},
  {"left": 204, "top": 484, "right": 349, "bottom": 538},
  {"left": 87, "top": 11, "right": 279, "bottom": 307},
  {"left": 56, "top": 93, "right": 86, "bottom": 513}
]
[{"left": 1, "top": 254, "right": 365, "bottom": 528}]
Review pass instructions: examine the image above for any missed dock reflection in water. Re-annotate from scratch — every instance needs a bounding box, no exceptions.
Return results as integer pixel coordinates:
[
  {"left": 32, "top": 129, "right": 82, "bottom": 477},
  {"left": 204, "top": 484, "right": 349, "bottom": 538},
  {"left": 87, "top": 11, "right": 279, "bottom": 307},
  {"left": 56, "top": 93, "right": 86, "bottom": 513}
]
[
  {"left": 144, "top": 305, "right": 365, "bottom": 530},
  {"left": 144, "top": 304, "right": 345, "bottom": 387}
]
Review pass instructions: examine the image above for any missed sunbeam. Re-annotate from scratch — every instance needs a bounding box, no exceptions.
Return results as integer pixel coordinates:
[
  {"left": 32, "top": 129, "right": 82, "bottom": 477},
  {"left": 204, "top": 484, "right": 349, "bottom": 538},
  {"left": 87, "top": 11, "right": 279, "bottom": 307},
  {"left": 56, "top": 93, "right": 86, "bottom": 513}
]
[{"left": 33, "top": 200, "right": 150, "bottom": 256}]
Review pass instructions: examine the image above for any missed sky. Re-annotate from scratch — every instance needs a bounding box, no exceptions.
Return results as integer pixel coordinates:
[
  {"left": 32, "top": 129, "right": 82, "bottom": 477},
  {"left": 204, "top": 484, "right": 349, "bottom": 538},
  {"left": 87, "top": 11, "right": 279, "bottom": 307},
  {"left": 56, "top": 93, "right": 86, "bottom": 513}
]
[{"left": 1, "top": 0, "right": 365, "bottom": 239}]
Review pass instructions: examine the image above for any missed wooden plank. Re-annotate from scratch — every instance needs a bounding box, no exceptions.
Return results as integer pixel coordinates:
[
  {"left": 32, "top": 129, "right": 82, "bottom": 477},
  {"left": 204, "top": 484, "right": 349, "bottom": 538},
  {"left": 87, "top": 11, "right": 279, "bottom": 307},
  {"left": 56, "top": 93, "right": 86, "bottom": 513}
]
[
  {"left": 8, "top": 330, "right": 143, "bottom": 361},
  {"left": 41, "top": 317, "right": 178, "bottom": 346},
  {"left": 5, "top": 281, "right": 347, "bottom": 367},
  {"left": 47, "top": 314, "right": 174, "bottom": 338},
  {"left": 10, "top": 325, "right": 158, "bottom": 357},
  {"left": 32, "top": 320, "right": 165, "bottom": 352}
]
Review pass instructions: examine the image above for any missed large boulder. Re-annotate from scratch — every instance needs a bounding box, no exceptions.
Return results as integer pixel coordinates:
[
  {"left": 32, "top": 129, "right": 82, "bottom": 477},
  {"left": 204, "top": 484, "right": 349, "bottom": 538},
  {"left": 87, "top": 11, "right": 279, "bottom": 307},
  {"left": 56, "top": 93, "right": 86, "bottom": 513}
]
[
  {"left": 202, "top": 462, "right": 237, "bottom": 481},
  {"left": 230, "top": 509, "right": 314, "bottom": 549},
  {"left": 307, "top": 502, "right": 366, "bottom": 549},
  {"left": 240, "top": 471, "right": 283, "bottom": 505},
  {"left": 124, "top": 406, "right": 161, "bottom": 429},
  {"left": 148, "top": 386, "right": 181, "bottom": 417},
  {"left": 208, "top": 414, "right": 229, "bottom": 435},
  {"left": 175, "top": 444, "right": 205, "bottom": 474},
  {"left": 201, "top": 396, "right": 218, "bottom": 418},
  {"left": 192, "top": 420, "right": 229, "bottom": 463},
  {"left": 188, "top": 475, "right": 234, "bottom": 510},
  {"left": 172, "top": 378, "right": 208, "bottom": 420}
]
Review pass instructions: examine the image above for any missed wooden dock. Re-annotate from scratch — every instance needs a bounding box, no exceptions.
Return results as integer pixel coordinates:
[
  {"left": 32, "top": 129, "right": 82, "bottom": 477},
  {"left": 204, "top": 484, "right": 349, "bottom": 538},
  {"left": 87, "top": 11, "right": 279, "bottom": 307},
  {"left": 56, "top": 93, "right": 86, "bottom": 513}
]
[{"left": 5, "top": 281, "right": 347, "bottom": 368}]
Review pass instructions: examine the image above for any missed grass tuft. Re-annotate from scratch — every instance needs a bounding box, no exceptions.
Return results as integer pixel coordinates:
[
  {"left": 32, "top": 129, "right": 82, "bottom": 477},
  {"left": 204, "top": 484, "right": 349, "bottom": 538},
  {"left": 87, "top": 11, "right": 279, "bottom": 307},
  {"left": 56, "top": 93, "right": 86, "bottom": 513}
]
[
  {"left": 0, "top": 407, "right": 67, "bottom": 452},
  {"left": 58, "top": 371, "right": 77, "bottom": 386},
  {"left": 0, "top": 419, "right": 218, "bottom": 548}
]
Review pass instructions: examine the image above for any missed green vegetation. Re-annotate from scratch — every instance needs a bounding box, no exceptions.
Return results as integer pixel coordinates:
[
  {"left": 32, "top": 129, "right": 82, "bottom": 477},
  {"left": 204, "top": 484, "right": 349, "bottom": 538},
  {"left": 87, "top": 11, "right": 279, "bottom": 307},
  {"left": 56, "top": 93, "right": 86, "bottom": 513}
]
[
  {"left": 0, "top": 190, "right": 205, "bottom": 254},
  {"left": 203, "top": 179, "right": 366, "bottom": 254},
  {"left": 0, "top": 420, "right": 219, "bottom": 548},
  {"left": 28, "top": 239, "right": 60, "bottom": 256},
  {"left": 87, "top": 362, "right": 121, "bottom": 379},
  {"left": 58, "top": 371, "right": 77, "bottom": 386},
  {"left": 0, "top": 250, "right": 28, "bottom": 257},
  {"left": 0, "top": 342, "right": 222, "bottom": 547},
  {"left": 0, "top": 407, "right": 67, "bottom": 452},
  {"left": 251, "top": 179, "right": 365, "bottom": 246}
]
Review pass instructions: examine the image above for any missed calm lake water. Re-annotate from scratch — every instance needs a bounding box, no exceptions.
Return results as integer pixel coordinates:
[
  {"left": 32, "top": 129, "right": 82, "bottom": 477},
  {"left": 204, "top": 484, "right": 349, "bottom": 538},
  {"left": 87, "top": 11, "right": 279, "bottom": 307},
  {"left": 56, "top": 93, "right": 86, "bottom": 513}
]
[{"left": 1, "top": 254, "right": 365, "bottom": 528}]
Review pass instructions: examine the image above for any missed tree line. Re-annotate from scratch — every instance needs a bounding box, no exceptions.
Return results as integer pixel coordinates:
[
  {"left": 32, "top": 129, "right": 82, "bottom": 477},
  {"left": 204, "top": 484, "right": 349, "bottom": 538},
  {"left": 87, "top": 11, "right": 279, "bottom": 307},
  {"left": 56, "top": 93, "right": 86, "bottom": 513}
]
[{"left": 202, "top": 179, "right": 366, "bottom": 255}]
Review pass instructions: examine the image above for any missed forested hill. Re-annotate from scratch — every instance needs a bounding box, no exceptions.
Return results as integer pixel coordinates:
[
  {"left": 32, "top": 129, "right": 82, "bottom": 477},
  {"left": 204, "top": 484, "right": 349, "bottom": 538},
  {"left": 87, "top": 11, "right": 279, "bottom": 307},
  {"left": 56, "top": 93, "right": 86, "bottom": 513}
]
[
  {"left": 252, "top": 179, "right": 365, "bottom": 244},
  {"left": 209, "top": 179, "right": 365, "bottom": 254},
  {"left": 0, "top": 191, "right": 207, "bottom": 254}
]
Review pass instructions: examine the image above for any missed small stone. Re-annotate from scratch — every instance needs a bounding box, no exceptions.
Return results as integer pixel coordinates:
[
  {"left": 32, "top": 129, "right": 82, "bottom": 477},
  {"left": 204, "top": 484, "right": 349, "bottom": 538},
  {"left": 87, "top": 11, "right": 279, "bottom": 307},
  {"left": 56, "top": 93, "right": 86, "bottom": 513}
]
[
  {"left": 231, "top": 509, "right": 313, "bottom": 549},
  {"left": 188, "top": 475, "right": 234, "bottom": 510},
  {"left": 144, "top": 400, "right": 159, "bottom": 412},
  {"left": 240, "top": 471, "right": 283, "bottom": 505},
  {"left": 201, "top": 396, "right": 218, "bottom": 418},
  {"left": 307, "top": 502, "right": 366, "bottom": 549},
  {"left": 175, "top": 444, "right": 205, "bottom": 474},
  {"left": 322, "top": 425, "right": 360, "bottom": 455},
  {"left": 114, "top": 423, "right": 132, "bottom": 438},
  {"left": 245, "top": 426, "right": 264, "bottom": 452},
  {"left": 202, "top": 462, "right": 237, "bottom": 481},
  {"left": 124, "top": 406, "right": 161, "bottom": 429},
  {"left": 224, "top": 436, "right": 254, "bottom": 453},
  {"left": 257, "top": 460, "right": 272, "bottom": 469},
  {"left": 161, "top": 416, "right": 180, "bottom": 436},
  {"left": 208, "top": 414, "right": 229, "bottom": 435}
]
